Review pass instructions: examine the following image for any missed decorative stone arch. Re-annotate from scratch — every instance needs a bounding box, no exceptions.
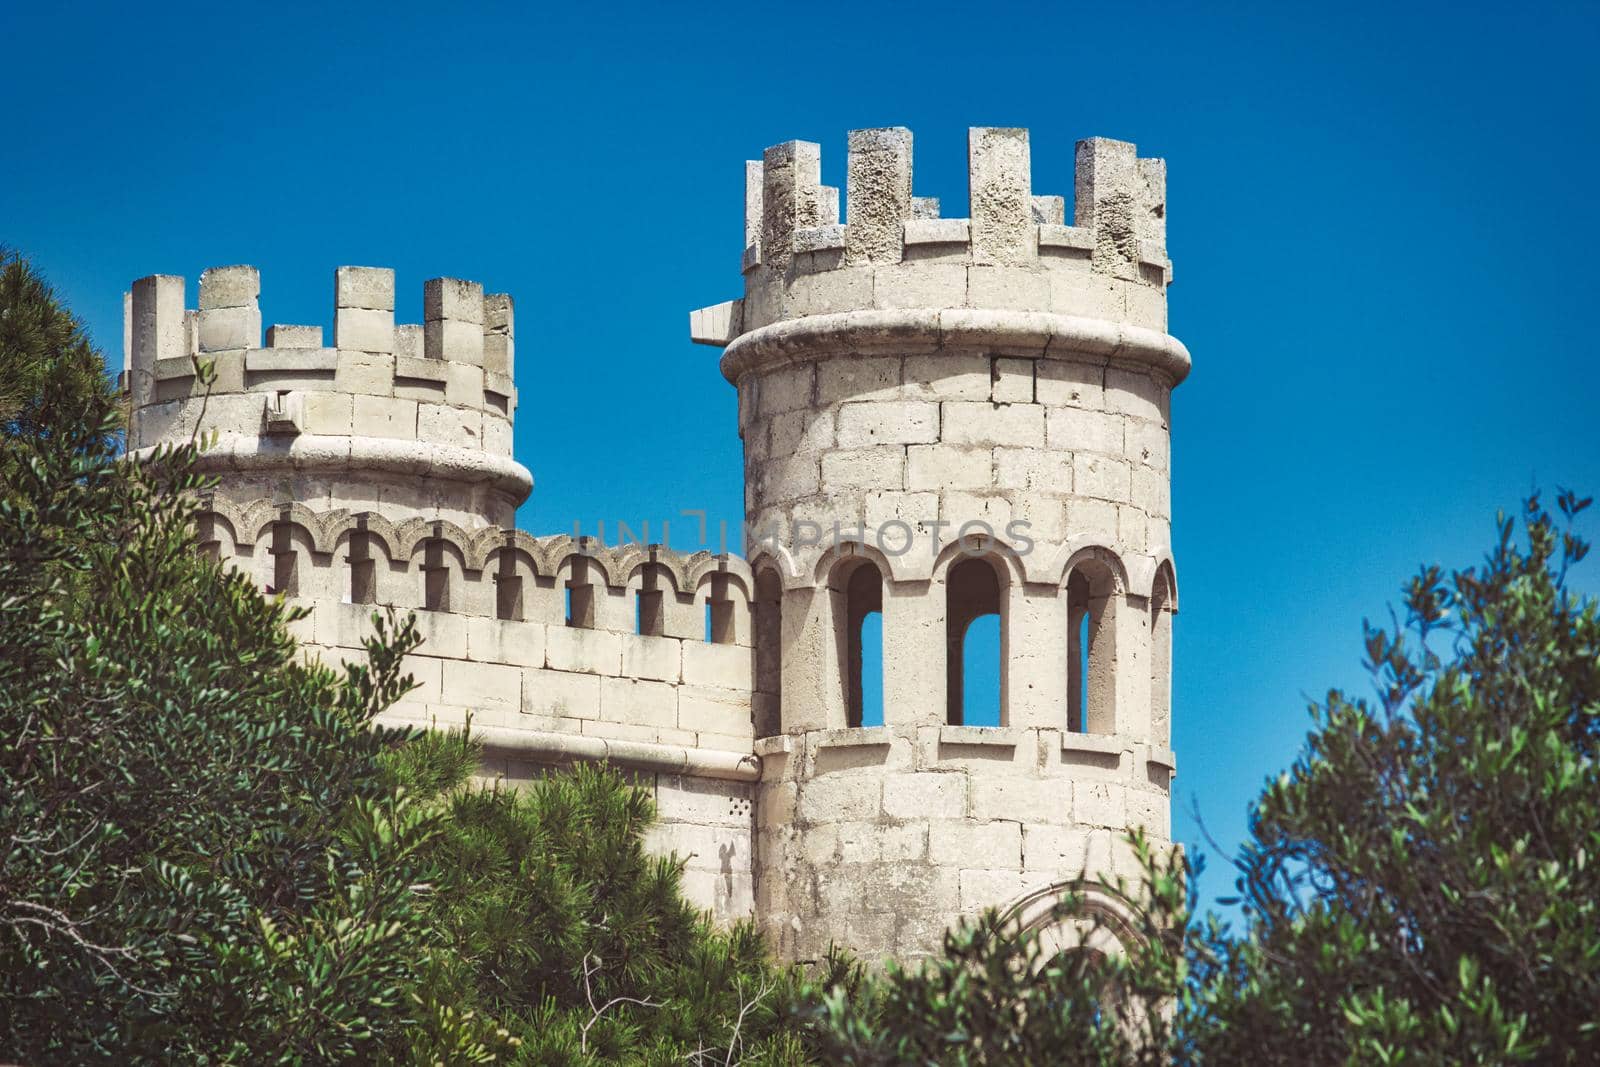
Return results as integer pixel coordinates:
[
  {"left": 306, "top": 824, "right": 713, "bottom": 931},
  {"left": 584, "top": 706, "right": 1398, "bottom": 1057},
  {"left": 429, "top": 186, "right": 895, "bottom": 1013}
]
[
  {"left": 1148, "top": 560, "right": 1176, "bottom": 748},
  {"left": 750, "top": 560, "right": 785, "bottom": 736},
  {"left": 1003, "top": 878, "right": 1145, "bottom": 969},
  {"left": 815, "top": 541, "right": 889, "bottom": 729},
  {"left": 688, "top": 557, "right": 753, "bottom": 647},
  {"left": 1061, "top": 545, "right": 1128, "bottom": 735},
  {"left": 933, "top": 534, "right": 1026, "bottom": 728}
]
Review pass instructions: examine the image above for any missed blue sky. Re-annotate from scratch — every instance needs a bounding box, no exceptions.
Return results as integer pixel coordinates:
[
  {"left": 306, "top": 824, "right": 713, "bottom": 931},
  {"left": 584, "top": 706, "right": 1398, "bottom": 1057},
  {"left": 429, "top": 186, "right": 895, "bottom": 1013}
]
[{"left": 6, "top": 0, "right": 1596, "bottom": 910}]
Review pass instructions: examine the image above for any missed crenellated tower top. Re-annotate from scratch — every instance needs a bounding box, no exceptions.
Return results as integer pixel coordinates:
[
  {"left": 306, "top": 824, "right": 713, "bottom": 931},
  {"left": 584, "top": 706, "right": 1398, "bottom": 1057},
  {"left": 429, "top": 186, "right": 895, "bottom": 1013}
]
[
  {"left": 691, "top": 127, "right": 1181, "bottom": 384},
  {"left": 124, "top": 265, "right": 529, "bottom": 529}
]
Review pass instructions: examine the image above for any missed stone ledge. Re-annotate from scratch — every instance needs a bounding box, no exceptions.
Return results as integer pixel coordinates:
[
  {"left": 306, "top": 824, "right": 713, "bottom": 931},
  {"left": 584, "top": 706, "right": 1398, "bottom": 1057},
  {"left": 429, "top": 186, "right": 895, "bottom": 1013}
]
[
  {"left": 938, "top": 725, "right": 1023, "bottom": 749},
  {"left": 1061, "top": 732, "right": 1126, "bottom": 758},
  {"left": 379, "top": 715, "right": 761, "bottom": 782},
  {"left": 813, "top": 726, "right": 895, "bottom": 751},
  {"left": 719, "top": 309, "right": 1190, "bottom": 385}
]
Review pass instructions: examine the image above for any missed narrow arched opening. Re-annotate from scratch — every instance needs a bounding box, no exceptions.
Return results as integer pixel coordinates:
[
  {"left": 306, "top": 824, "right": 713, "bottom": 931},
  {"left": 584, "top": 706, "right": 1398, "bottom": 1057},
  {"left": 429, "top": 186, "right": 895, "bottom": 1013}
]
[
  {"left": 946, "top": 556, "right": 1006, "bottom": 727},
  {"left": 635, "top": 563, "right": 669, "bottom": 636},
  {"left": 1067, "top": 560, "right": 1119, "bottom": 734},
  {"left": 1150, "top": 565, "right": 1174, "bottom": 747},
  {"left": 421, "top": 535, "right": 451, "bottom": 612},
  {"left": 565, "top": 555, "right": 596, "bottom": 628},
  {"left": 752, "top": 567, "right": 783, "bottom": 736},
  {"left": 833, "top": 558, "right": 884, "bottom": 729}
]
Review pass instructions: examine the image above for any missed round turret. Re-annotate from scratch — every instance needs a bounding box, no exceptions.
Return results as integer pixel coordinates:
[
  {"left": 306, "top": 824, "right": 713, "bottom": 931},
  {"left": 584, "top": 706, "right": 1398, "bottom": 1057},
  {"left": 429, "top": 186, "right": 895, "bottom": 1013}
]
[
  {"left": 124, "top": 265, "right": 529, "bottom": 529},
  {"left": 691, "top": 127, "right": 1185, "bottom": 963}
]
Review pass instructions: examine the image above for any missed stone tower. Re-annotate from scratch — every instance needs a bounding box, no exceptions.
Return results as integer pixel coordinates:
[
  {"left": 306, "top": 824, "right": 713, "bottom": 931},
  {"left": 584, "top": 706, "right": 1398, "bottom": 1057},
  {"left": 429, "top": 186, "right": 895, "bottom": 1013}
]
[
  {"left": 124, "top": 266, "right": 530, "bottom": 533},
  {"left": 690, "top": 127, "right": 1186, "bottom": 962},
  {"left": 121, "top": 124, "right": 1186, "bottom": 968}
]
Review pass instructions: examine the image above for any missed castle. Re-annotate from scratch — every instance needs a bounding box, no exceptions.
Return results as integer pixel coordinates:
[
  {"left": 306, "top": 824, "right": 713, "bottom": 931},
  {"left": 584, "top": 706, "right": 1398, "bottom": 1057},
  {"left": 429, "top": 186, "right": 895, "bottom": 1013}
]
[{"left": 122, "top": 127, "right": 1185, "bottom": 965}]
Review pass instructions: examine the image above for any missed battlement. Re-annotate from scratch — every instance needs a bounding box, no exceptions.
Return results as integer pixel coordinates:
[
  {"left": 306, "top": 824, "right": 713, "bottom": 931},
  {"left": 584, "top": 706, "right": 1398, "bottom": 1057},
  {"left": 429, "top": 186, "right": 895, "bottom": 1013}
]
[
  {"left": 198, "top": 497, "right": 763, "bottom": 755},
  {"left": 124, "top": 265, "right": 530, "bottom": 529},
  {"left": 690, "top": 128, "right": 1171, "bottom": 350},
  {"left": 124, "top": 266, "right": 518, "bottom": 458}
]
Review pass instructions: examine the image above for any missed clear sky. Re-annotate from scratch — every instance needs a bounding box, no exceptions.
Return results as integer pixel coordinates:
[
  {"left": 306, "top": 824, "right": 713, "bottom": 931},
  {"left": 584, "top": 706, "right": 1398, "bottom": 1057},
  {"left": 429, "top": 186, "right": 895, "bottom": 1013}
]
[{"left": 6, "top": 0, "right": 1596, "bottom": 909}]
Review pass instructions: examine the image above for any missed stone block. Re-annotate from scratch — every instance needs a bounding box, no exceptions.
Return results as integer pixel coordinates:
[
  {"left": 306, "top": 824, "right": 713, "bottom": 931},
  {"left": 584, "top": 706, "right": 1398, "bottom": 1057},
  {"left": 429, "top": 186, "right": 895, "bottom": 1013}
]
[
  {"left": 1132, "top": 464, "right": 1169, "bottom": 518},
  {"left": 902, "top": 352, "right": 990, "bottom": 401},
  {"left": 993, "top": 448, "right": 1072, "bottom": 492},
  {"left": 967, "top": 265, "right": 1049, "bottom": 311},
  {"left": 467, "top": 616, "right": 546, "bottom": 668},
  {"left": 929, "top": 820, "right": 1022, "bottom": 869},
  {"left": 351, "top": 395, "right": 416, "bottom": 439},
  {"left": 336, "top": 266, "right": 396, "bottom": 311},
  {"left": 817, "top": 357, "right": 900, "bottom": 406},
  {"left": 413, "top": 610, "right": 468, "bottom": 660},
  {"left": 441, "top": 658, "right": 520, "bottom": 711},
  {"left": 1104, "top": 367, "right": 1166, "bottom": 423},
  {"left": 941, "top": 401, "right": 1044, "bottom": 448},
  {"left": 444, "top": 362, "right": 484, "bottom": 406},
  {"left": 768, "top": 409, "right": 835, "bottom": 455},
  {"left": 682, "top": 640, "right": 752, "bottom": 691},
  {"left": 872, "top": 262, "right": 968, "bottom": 309},
  {"left": 835, "top": 400, "right": 938, "bottom": 448},
  {"left": 545, "top": 625, "right": 622, "bottom": 676},
  {"left": 1036, "top": 360, "right": 1104, "bottom": 408},
  {"left": 969, "top": 776, "right": 1071, "bottom": 824},
  {"left": 334, "top": 307, "right": 395, "bottom": 353},
  {"left": 1023, "top": 824, "right": 1092, "bottom": 873},
  {"left": 267, "top": 324, "right": 322, "bottom": 348},
  {"left": 1073, "top": 781, "right": 1127, "bottom": 828},
  {"left": 1046, "top": 408, "right": 1123, "bottom": 454},
  {"left": 881, "top": 772, "right": 967, "bottom": 820},
  {"left": 334, "top": 351, "right": 395, "bottom": 395},
  {"left": 424, "top": 277, "right": 485, "bottom": 323},
  {"left": 820, "top": 447, "right": 904, "bottom": 491},
  {"left": 1063, "top": 497, "right": 1119, "bottom": 543},
  {"left": 417, "top": 403, "right": 480, "bottom": 448},
  {"left": 197, "top": 306, "right": 260, "bottom": 352},
  {"left": 991, "top": 358, "right": 1034, "bottom": 403},
  {"left": 657, "top": 774, "right": 755, "bottom": 828},
  {"left": 620, "top": 633, "right": 682, "bottom": 683},
  {"left": 677, "top": 684, "right": 751, "bottom": 736},
  {"left": 958, "top": 868, "right": 1042, "bottom": 912},
  {"left": 797, "top": 774, "right": 881, "bottom": 823},
  {"left": 1073, "top": 454, "right": 1132, "bottom": 503},
  {"left": 301, "top": 392, "right": 353, "bottom": 436},
  {"left": 1124, "top": 418, "right": 1168, "bottom": 470},
  {"left": 198, "top": 265, "right": 259, "bottom": 309},
  {"left": 758, "top": 363, "right": 815, "bottom": 414},
  {"left": 600, "top": 676, "right": 678, "bottom": 729},
  {"left": 905, "top": 444, "right": 991, "bottom": 491},
  {"left": 425, "top": 318, "right": 485, "bottom": 366},
  {"left": 522, "top": 667, "right": 601, "bottom": 721}
]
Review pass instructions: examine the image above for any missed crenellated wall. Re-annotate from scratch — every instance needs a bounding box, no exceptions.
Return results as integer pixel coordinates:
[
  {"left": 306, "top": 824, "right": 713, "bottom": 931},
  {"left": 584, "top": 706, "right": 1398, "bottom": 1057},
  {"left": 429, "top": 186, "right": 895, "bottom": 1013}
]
[
  {"left": 198, "top": 497, "right": 761, "bottom": 918},
  {"left": 124, "top": 122, "right": 1188, "bottom": 964},
  {"left": 691, "top": 127, "right": 1187, "bottom": 963},
  {"left": 124, "top": 266, "right": 528, "bottom": 529}
]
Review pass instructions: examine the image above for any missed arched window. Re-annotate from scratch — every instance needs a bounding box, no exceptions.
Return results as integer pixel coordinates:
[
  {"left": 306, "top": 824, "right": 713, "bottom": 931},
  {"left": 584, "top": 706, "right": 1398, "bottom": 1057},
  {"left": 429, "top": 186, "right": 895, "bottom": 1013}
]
[
  {"left": 947, "top": 556, "right": 1005, "bottom": 727},
  {"left": 1150, "top": 566, "right": 1174, "bottom": 747},
  {"left": 753, "top": 567, "right": 783, "bottom": 736},
  {"left": 1067, "top": 560, "right": 1119, "bottom": 734},
  {"left": 833, "top": 558, "right": 884, "bottom": 729}
]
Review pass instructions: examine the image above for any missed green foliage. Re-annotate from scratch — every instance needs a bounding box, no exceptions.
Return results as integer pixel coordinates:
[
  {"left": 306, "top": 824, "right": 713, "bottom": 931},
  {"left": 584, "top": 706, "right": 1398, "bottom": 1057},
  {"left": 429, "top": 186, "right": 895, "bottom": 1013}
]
[
  {"left": 384, "top": 738, "right": 809, "bottom": 1065},
  {"left": 1185, "top": 490, "right": 1600, "bottom": 1062},
  {"left": 806, "top": 832, "right": 1192, "bottom": 1066},
  {"left": 0, "top": 250, "right": 472, "bottom": 1061},
  {"left": 806, "top": 493, "right": 1599, "bottom": 1064}
]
